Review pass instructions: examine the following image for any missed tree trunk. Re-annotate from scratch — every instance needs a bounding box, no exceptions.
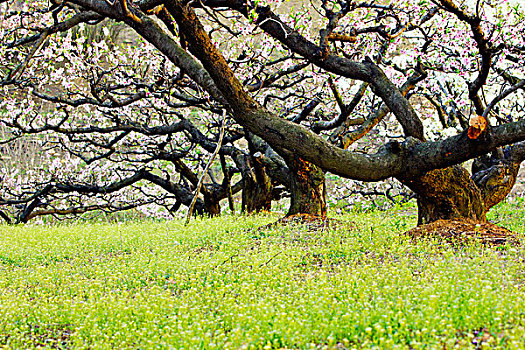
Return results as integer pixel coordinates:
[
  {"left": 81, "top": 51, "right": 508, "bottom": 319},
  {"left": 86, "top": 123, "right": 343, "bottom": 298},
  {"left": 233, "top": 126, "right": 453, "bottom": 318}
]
[
  {"left": 471, "top": 154, "right": 521, "bottom": 211},
  {"left": 286, "top": 155, "right": 327, "bottom": 216},
  {"left": 241, "top": 154, "right": 273, "bottom": 213},
  {"left": 401, "top": 166, "right": 485, "bottom": 225},
  {"left": 400, "top": 153, "right": 521, "bottom": 225},
  {"left": 203, "top": 195, "right": 221, "bottom": 216}
]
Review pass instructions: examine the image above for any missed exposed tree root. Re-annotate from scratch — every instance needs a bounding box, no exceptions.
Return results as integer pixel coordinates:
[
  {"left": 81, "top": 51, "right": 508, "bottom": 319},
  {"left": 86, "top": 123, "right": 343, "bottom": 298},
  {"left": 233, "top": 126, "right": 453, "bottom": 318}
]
[{"left": 406, "top": 219, "right": 521, "bottom": 245}]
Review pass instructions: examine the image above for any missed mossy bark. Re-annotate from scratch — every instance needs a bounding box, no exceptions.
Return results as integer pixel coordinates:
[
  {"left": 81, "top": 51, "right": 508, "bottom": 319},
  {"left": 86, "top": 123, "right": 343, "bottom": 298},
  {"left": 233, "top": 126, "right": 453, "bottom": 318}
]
[
  {"left": 286, "top": 156, "right": 327, "bottom": 216},
  {"left": 472, "top": 156, "right": 521, "bottom": 211},
  {"left": 400, "top": 155, "right": 521, "bottom": 225},
  {"left": 401, "top": 166, "right": 485, "bottom": 225}
]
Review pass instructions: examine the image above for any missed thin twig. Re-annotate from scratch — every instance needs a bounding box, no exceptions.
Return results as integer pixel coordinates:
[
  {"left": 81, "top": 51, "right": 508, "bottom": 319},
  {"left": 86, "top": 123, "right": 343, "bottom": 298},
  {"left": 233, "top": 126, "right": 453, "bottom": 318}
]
[
  {"left": 185, "top": 113, "right": 226, "bottom": 224},
  {"left": 259, "top": 251, "right": 282, "bottom": 267}
]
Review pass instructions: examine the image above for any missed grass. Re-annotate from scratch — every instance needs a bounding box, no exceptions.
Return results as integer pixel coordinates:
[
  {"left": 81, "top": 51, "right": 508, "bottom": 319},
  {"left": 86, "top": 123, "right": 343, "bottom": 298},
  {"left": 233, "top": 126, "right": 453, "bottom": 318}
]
[{"left": 0, "top": 202, "right": 524, "bottom": 349}]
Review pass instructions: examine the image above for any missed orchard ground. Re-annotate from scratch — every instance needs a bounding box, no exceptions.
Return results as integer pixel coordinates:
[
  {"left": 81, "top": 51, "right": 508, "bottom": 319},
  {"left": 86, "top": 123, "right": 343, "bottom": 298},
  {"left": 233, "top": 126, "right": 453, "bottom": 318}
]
[{"left": 1, "top": 200, "right": 525, "bottom": 349}]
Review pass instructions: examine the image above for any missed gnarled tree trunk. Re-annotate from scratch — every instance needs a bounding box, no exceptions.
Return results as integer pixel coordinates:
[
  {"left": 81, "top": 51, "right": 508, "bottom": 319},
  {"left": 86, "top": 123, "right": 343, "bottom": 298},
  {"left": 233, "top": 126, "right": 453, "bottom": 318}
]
[
  {"left": 400, "top": 150, "right": 522, "bottom": 225},
  {"left": 203, "top": 195, "right": 221, "bottom": 216},
  {"left": 471, "top": 154, "right": 521, "bottom": 212},
  {"left": 241, "top": 154, "right": 273, "bottom": 213},
  {"left": 285, "top": 155, "right": 327, "bottom": 216},
  {"left": 401, "top": 165, "right": 485, "bottom": 225},
  {"left": 240, "top": 132, "right": 275, "bottom": 213}
]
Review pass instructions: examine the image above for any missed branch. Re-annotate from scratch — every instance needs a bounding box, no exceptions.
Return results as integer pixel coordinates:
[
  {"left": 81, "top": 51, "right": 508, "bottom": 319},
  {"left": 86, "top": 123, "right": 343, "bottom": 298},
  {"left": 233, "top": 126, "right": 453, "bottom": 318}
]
[
  {"left": 7, "top": 30, "right": 49, "bottom": 81},
  {"left": 315, "top": 81, "right": 368, "bottom": 133},
  {"left": 25, "top": 201, "right": 149, "bottom": 222},
  {"left": 435, "top": 0, "right": 491, "bottom": 114},
  {"left": 227, "top": 1, "right": 425, "bottom": 140},
  {"left": 6, "top": 11, "right": 102, "bottom": 49},
  {"left": 482, "top": 79, "right": 525, "bottom": 120},
  {"left": 339, "top": 67, "right": 426, "bottom": 148}
]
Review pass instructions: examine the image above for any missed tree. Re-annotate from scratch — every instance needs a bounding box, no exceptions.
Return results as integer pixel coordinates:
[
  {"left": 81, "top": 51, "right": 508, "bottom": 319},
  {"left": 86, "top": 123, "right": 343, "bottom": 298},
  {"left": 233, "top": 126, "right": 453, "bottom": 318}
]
[
  {"left": 1, "top": 0, "right": 524, "bottom": 224},
  {"left": 0, "top": 0, "right": 324, "bottom": 222}
]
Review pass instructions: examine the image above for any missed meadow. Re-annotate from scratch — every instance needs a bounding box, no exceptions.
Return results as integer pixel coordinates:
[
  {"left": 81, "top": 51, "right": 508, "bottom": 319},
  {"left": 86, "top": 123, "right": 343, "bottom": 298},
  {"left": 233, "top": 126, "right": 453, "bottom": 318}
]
[{"left": 1, "top": 201, "right": 525, "bottom": 349}]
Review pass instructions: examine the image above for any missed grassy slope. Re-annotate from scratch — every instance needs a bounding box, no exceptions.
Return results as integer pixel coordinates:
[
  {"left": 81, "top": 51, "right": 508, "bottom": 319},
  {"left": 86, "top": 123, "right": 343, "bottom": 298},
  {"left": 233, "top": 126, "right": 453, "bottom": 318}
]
[{"left": 0, "top": 202, "right": 524, "bottom": 349}]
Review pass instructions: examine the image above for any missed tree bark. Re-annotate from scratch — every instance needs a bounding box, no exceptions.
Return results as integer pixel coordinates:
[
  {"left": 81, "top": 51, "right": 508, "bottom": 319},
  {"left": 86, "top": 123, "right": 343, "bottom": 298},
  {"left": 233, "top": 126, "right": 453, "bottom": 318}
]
[
  {"left": 203, "top": 195, "right": 221, "bottom": 216},
  {"left": 285, "top": 155, "right": 327, "bottom": 216},
  {"left": 236, "top": 133, "right": 275, "bottom": 214},
  {"left": 472, "top": 154, "right": 521, "bottom": 211},
  {"left": 401, "top": 166, "right": 485, "bottom": 225},
  {"left": 241, "top": 154, "right": 273, "bottom": 213},
  {"left": 400, "top": 151, "right": 522, "bottom": 225}
]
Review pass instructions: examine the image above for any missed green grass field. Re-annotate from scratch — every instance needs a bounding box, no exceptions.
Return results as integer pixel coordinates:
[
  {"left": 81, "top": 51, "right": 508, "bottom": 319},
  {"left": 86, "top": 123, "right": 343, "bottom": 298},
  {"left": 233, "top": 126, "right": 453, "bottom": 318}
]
[{"left": 1, "top": 201, "right": 525, "bottom": 349}]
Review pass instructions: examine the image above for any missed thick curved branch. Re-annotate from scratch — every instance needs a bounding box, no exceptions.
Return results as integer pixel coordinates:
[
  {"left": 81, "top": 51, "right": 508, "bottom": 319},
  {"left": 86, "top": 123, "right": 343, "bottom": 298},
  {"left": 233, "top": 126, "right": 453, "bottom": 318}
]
[
  {"left": 214, "top": 0, "right": 425, "bottom": 140},
  {"left": 159, "top": 0, "right": 525, "bottom": 182},
  {"left": 313, "top": 82, "right": 368, "bottom": 133}
]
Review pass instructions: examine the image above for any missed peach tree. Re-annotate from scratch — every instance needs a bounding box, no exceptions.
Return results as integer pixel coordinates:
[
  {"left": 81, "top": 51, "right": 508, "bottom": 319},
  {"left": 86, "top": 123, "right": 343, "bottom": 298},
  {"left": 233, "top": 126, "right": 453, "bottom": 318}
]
[{"left": 1, "top": 0, "right": 524, "bottom": 224}]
